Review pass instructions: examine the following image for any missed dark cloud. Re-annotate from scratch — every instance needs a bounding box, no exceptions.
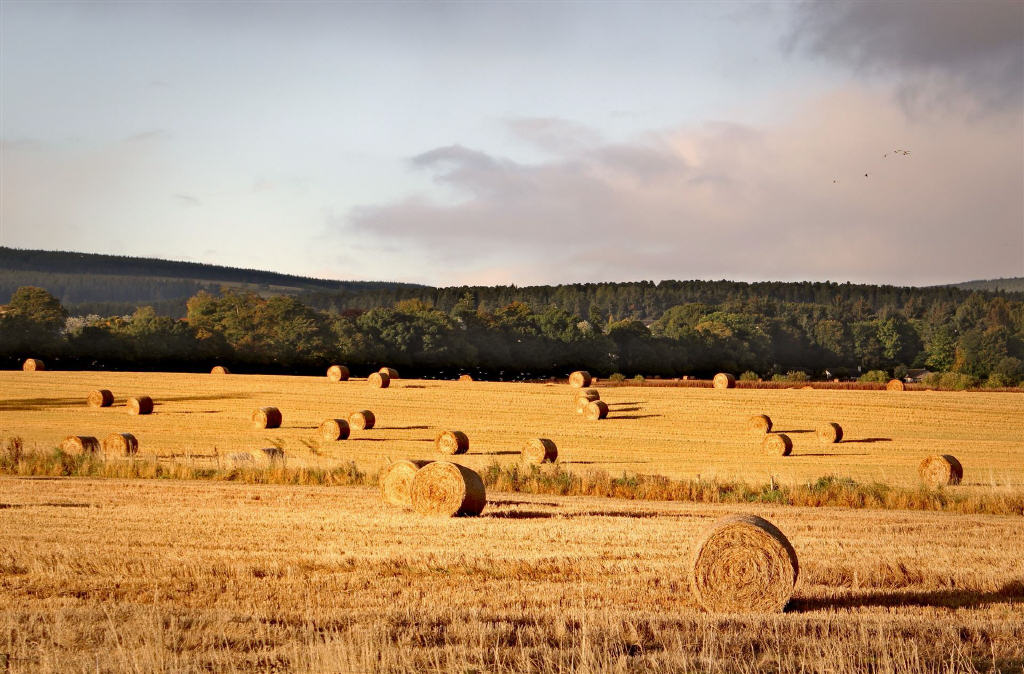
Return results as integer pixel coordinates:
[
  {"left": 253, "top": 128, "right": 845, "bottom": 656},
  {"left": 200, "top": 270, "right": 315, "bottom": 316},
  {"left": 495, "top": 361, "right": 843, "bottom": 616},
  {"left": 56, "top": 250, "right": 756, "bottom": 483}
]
[
  {"left": 788, "top": 1, "right": 1024, "bottom": 112},
  {"left": 347, "top": 94, "right": 1023, "bottom": 286}
]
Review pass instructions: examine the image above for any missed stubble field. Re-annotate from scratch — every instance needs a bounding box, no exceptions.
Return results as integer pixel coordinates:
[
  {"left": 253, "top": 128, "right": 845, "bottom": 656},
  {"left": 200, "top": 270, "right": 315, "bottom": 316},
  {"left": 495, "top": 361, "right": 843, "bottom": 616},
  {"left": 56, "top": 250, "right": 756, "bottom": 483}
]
[{"left": 1, "top": 370, "right": 1023, "bottom": 672}]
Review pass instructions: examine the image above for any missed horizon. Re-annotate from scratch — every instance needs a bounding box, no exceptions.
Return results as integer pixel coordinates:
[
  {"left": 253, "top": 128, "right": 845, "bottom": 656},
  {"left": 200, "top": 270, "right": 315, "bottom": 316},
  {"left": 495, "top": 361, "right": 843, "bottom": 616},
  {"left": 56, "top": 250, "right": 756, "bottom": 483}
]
[{"left": 2, "top": 2, "right": 1022, "bottom": 287}]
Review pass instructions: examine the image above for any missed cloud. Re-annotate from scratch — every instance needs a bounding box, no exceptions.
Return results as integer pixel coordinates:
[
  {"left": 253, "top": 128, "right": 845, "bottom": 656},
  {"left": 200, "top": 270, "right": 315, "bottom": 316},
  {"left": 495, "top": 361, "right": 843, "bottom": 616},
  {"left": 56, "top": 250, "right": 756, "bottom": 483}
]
[
  {"left": 347, "top": 90, "right": 1023, "bottom": 287},
  {"left": 787, "top": 1, "right": 1024, "bottom": 113}
]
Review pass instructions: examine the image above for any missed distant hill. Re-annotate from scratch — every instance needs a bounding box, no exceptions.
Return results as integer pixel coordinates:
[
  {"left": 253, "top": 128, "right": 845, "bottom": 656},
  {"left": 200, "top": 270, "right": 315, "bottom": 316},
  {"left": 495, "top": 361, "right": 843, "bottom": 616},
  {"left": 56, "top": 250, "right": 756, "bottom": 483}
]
[
  {"left": 950, "top": 277, "right": 1024, "bottom": 293},
  {"left": 0, "top": 247, "right": 420, "bottom": 315}
]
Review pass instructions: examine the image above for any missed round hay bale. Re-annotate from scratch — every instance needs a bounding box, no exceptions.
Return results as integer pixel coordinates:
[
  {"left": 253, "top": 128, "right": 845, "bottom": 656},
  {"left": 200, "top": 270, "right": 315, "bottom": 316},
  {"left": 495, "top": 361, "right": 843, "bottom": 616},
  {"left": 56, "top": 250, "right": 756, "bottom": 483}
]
[
  {"left": 578, "top": 388, "right": 600, "bottom": 402},
  {"left": 919, "top": 454, "right": 963, "bottom": 486},
  {"left": 568, "top": 371, "right": 592, "bottom": 388},
  {"left": 585, "top": 400, "right": 609, "bottom": 420},
  {"left": 22, "top": 358, "right": 45, "bottom": 372},
  {"left": 886, "top": 379, "right": 906, "bottom": 391},
  {"left": 379, "top": 367, "right": 399, "bottom": 379},
  {"left": 210, "top": 365, "right": 230, "bottom": 375},
  {"left": 410, "top": 461, "right": 486, "bottom": 517},
  {"left": 127, "top": 396, "right": 154, "bottom": 415},
  {"left": 61, "top": 435, "right": 100, "bottom": 454},
  {"left": 435, "top": 430, "right": 469, "bottom": 455},
  {"left": 761, "top": 433, "right": 793, "bottom": 456},
  {"left": 458, "top": 374, "right": 473, "bottom": 382},
  {"left": 258, "top": 447, "right": 286, "bottom": 466},
  {"left": 746, "top": 414, "right": 772, "bottom": 434},
  {"left": 816, "top": 422, "right": 843, "bottom": 444},
  {"left": 86, "top": 389, "right": 114, "bottom": 408},
  {"left": 368, "top": 372, "right": 390, "bottom": 388},
  {"left": 689, "top": 513, "right": 799, "bottom": 613},
  {"left": 102, "top": 432, "right": 138, "bottom": 456},
  {"left": 380, "top": 459, "right": 433, "bottom": 507},
  {"left": 522, "top": 438, "right": 557, "bottom": 464},
  {"left": 713, "top": 373, "right": 736, "bottom": 389},
  {"left": 319, "top": 418, "right": 350, "bottom": 441},
  {"left": 251, "top": 406, "right": 282, "bottom": 429},
  {"left": 327, "top": 365, "right": 350, "bottom": 382},
  {"left": 349, "top": 410, "right": 376, "bottom": 430},
  {"left": 575, "top": 396, "right": 593, "bottom": 414}
]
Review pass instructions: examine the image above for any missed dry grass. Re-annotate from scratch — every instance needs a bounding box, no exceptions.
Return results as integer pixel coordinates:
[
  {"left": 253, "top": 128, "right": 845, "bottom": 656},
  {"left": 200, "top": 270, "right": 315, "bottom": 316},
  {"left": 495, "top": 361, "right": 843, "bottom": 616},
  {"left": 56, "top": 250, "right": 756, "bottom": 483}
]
[
  {"left": 1, "top": 371, "right": 1022, "bottom": 490},
  {"left": 0, "top": 476, "right": 1021, "bottom": 673}
]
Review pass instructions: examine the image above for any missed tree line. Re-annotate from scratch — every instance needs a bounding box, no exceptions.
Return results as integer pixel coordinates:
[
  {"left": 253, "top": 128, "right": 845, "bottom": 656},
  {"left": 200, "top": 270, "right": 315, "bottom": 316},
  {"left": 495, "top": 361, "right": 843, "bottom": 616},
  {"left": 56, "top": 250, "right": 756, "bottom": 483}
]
[{"left": 2, "top": 284, "right": 1022, "bottom": 386}]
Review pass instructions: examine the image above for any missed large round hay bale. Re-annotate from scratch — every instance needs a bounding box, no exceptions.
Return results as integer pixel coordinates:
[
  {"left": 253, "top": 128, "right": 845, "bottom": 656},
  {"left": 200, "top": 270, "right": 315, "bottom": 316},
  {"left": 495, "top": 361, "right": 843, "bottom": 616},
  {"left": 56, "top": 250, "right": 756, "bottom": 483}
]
[
  {"left": 127, "top": 396, "right": 154, "bottom": 415},
  {"left": 22, "top": 358, "right": 45, "bottom": 372},
  {"left": 886, "top": 379, "right": 906, "bottom": 391},
  {"left": 252, "top": 406, "right": 282, "bottom": 429},
  {"left": 258, "top": 447, "right": 286, "bottom": 466},
  {"left": 327, "top": 365, "right": 350, "bottom": 382},
  {"left": 575, "top": 396, "right": 594, "bottom": 414},
  {"left": 713, "top": 373, "right": 736, "bottom": 389},
  {"left": 349, "top": 410, "right": 376, "bottom": 430},
  {"left": 689, "top": 513, "right": 798, "bottom": 613},
  {"left": 919, "top": 454, "right": 963, "bottom": 486},
  {"left": 102, "top": 432, "right": 138, "bottom": 456},
  {"left": 380, "top": 459, "right": 433, "bottom": 507},
  {"left": 410, "top": 461, "right": 486, "bottom": 516},
  {"left": 368, "top": 372, "right": 390, "bottom": 388},
  {"left": 568, "top": 371, "right": 592, "bottom": 388},
  {"left": 211, "top": 365, "right": 230, "bottom": 375},
  {"left": 578, "top": 388, "right": 600, "bottom": 402},
  {"left": 584, "top": 400, "right": 609, "bottom": 420},
  {"left": 747, "top": 414, "right": 772, "bottom": 434},
  {"left": 379, "top": 367, "right": 399, "bottom": 379},
  {"left": 761, "top": 433, "right": 793, "bottom": 456},
  {"left": 816, "top": 422, "right": 843, "bottom": 444},
  {"left": 458, "top": 374, "right": 473, "bottom": 382},
  {"left": 86, "top": 389, "right": 114, "bottom": 408},
  {"left": 61, "top": 435, "right": 99, "bottom": 454},
  {"left": 435, "top": 430, "right": 469, "bottom": 455},
  {"left": 319, "top": 418, "right": 350, "bottom": 441},
  {"left": 522, "top": 438, "right": 557, "bottom": 464}
]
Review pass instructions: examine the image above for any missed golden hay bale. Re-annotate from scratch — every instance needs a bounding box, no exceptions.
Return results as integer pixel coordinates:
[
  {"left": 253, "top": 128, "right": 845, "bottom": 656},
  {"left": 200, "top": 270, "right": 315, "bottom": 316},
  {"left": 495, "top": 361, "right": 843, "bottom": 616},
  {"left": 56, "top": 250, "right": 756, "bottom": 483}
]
[
  {"left": 746, "top": 414, "right": 773, "bottom": 434},
  {"left": 380, "top": 459, "right": 433, "bottom": 507},
  {"left": 410, "top": 461, "right": 486, "bottom": 517},
  {"left": 919, "top": 454, "right": 963, "bottom": 486},
  {"left": 379, "top": 367, "right": 399, "bottom": 379},
  {"left": 349, "top": 410, "right": 376, "bottom": 430},
  {"left": 458, "top": 374, "right": 473, "bottom": 382},
  {"left": 578, "top": 388, "right": 600, "bottom": 401},
  {"left": 258, "top": 447, "right": 286, "bottom": 466},
  {"left": 319, "top": 418, "right": 350, "bottom": 441},
  {"left": 435, "top": 430, "right": 470, "bottom": 455},
  {"left": 368, "top": 372, "right": 390, "bottom": 388},
  {"left": 585, "top": 400, "right": 609, "bottom": 420},
  {"left": 251, "top": 406, "right": 282, "bottom": 429},
  {"left": 210, "top": 365, "right": 230, "bottom": 375},
  {"left": 574, "top": 396, "right": 593, "bottom": 414},
  {"left": 522, "top": 438, "right": 557, "bottom": 464},
  {"left": 102, "top": 432, "right": 138, "bottom": 456},
  {"left": 86, "top": 389, "right": 114, "bottom": 408},
  {"left": 689, "top": 513, "right": 799, "bottom": 613},
  {"left": 886, "top": 379, "right": 906, "bottom": 391},
  {"left": 569, "top": 371, "right": 592, "bottom": 388},
  {"left": 61, "top": 435, "right": 100, "bottom": 454},
  {"left": 761, "top": 433, "right": 793, "bottom": 456},
  {"left": 816, "top": 422, "right": 843, "bottom": 444},
  {"left": 22, "top": 358, "right": 45, "bottom": 372},
  {"left": 127, "top": 396, "right": 154, "bottom": 415},
  {"left": 713, "top": 373, "right": 736, "bottom": 389},
  {"left": 327, "top": 365, "right": 350, "bottom": 381}
]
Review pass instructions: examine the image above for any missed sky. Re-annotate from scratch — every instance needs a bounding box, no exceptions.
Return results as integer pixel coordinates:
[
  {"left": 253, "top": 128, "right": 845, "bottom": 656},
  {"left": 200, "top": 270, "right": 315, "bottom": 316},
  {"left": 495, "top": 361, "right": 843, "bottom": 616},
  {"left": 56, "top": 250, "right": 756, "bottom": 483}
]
[{"left": 1, "top": 1, "right": 1022, "bottom": 287}]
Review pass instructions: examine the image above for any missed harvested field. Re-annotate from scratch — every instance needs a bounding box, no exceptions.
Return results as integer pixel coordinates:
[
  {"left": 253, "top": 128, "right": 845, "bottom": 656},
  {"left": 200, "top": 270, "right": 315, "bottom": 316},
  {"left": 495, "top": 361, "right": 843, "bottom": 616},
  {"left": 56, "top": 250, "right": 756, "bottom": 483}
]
[
  {"left": 0, "top": 477, "right": 1020, "bottom": 673},
  {"left": 1, "top": 371, "right": 1022, "bottom": 488}
]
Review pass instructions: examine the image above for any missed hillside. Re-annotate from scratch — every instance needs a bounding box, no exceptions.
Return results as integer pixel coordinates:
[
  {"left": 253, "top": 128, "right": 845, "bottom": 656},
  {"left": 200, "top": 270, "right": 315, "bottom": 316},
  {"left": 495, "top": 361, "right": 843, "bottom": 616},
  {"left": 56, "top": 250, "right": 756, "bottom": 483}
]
[{"left": 951, "top": 277, "right": 1024, "bottom": 293}]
